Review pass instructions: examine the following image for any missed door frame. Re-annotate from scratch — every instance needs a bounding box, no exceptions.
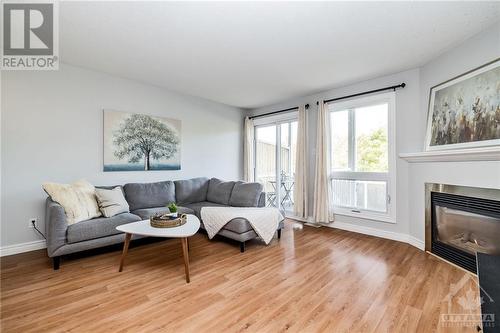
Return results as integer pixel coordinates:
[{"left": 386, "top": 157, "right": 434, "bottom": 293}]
[{"left": 253, "top": 111, "right": 298, "bottom": 211}]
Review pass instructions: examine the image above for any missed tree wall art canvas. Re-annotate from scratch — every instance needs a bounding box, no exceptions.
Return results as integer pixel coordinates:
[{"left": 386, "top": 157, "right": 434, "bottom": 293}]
[
  {"left": 425, "top": 58, "right": 500, "bottom": 151},
  {"left": 103, "top": 110, "right": 181, "bottom": 171}
]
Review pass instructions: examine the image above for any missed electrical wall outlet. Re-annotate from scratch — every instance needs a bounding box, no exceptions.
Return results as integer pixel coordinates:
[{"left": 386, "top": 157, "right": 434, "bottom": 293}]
[{"left": 29, "top": 218, "right": 37, "bottom": 228}]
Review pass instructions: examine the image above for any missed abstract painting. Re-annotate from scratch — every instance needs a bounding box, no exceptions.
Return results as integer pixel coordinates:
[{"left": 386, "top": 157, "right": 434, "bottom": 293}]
[
  {"left": 103, "top": 110, "right": 181, "bottom": 171},
  {"left": 425, "top": 59, "right": 500, "bottom": 151}
]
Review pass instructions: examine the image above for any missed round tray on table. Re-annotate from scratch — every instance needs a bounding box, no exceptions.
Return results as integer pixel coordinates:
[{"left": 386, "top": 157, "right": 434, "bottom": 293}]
[{"left": 150, "top": 213, "right": 187, "bottom": 228}]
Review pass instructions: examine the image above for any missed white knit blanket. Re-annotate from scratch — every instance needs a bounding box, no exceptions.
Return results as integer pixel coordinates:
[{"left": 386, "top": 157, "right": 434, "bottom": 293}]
[{"left": 200, "top": 207, "right": 284, "bottom": 244}]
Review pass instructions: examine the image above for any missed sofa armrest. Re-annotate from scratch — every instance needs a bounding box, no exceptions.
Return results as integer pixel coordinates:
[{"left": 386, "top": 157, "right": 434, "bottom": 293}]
[
  {"left": 45, "top": 198, "right": 67, "bottom": 257},
  {"left": 258, "top": 192, "right": 266, "bottom": 207}
]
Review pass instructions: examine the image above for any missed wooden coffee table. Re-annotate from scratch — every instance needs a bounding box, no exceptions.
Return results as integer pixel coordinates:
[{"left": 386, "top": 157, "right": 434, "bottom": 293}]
[{"left": 116, "top": 214, "right": 200, "bottom": 283}]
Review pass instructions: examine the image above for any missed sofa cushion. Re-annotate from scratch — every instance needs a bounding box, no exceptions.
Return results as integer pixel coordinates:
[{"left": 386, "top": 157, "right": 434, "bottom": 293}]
[
  {"left": 207, "top": 178, "right": 236, "bottom": 205},
  {"left": 184, "top": 201, "right": 227, "bottom": 218},
  {"left": 132, "top": 206, "right": 194, "bottom": 220},
  {"left": 222, "top": 218, "right": 254, "bottom": 233},
  {"left": 201, "top": 218, "right": 254, "bottom": 234},
  {"left": 67, "top": 212, "right": 141, "bottom": 244},
  {"left": 228, "top": 182, "right": 263, "bottom": 207},
  {"left": 223, "top": 218, "right": 254, "bottom": 233},
  {"left": 174, "top": 177, "right": 209, "bottom": 204},
  {"left": 123, "top": 181, "right": 175, "bottom": 211},
  {"left": 189, "top": 202, "right": 253, "bottom": 233},
  {"left": 95, "top": 187, "right": 130, "bottom": 217}
]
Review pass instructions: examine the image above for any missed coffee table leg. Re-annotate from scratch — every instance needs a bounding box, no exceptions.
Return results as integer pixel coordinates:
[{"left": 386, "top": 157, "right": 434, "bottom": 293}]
[
  {"left": 119, "top": 233, "right": 132, "bottom": 272},
  {"left": 181, "top": 237, "right": 190, "bottom": 283}
]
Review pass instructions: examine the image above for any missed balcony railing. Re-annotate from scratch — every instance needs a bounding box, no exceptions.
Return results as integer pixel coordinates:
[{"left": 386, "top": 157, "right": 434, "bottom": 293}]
[{"left": 257, "top": 174, "right": 295, "bottom": 212}]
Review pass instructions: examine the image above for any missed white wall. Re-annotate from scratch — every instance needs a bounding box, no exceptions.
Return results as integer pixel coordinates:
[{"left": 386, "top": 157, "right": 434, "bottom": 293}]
[
  {"left": 1, "top": 64, "right": 244, "bottom": 249},
  {"left": 408, "top": 22, "right": 500, "bottom": 242},
  {"left": 248, "top": 22, "right": 500, "bottom": 248}
]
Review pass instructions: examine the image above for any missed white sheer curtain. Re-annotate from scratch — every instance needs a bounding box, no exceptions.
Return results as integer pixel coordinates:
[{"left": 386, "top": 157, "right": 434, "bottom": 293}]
[
  {"left": 313, "top": 101, "right": 334, "bottom": 223},
  {"left": 243, "top": 117, "right": 255, "bottom": 182},
  {"left": 293, "top": 105, "right": 308, "bottom": 219}
]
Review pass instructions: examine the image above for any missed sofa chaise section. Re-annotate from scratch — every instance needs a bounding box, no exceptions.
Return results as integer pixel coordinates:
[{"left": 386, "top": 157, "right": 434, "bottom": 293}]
[{"left": 184, "top": 178, "right": 284, "bottom": 252}]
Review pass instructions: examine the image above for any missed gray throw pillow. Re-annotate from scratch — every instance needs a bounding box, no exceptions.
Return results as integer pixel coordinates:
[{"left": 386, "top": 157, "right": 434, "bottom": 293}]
[
  {"left": 207, "top": 178, "right": 236, "bottom": 205},
  {"left": 95, "top": 187, "right": 130, "bottom": 217},
  {"left": 229, "top": 181, "right": 263, "bottom": 207}
]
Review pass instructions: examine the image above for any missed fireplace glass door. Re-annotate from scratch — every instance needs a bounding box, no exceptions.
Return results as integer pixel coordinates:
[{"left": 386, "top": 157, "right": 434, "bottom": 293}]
[
  {"left": 431, "top": 191, "right": 500, "bottom": 273},
  {"left": 434, "top": 205, "right": 500, "bottom": 256}
]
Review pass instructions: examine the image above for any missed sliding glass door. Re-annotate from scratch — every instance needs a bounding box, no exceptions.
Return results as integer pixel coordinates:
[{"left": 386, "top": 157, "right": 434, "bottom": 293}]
[
  {"left": 255, "top": 125, "right": 277, "bottom": 208},
  {"left": 255, "top": 119, "right": 297, "bottom": 215}
]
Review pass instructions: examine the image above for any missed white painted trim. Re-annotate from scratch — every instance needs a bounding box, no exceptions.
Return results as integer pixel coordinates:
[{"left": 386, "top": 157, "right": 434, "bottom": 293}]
[
  {"left": 328, "top": 92, "right": 397, "bottom": 223},
  {"left": 325, "top": 221, "right": 407, "bottom": 242},
  {"left": 399, "top": 146, "right": 500, "bottom": 163},
  {"left": 0, "top": 222, "right": 425, "bottom": 257},
  {"left": 253, "top": 115, "right": 299, "bottom": 209},
  {"left": 287, "top": 215, "right": 322, "bottom": 228},
  {"left": 333, "top": 209, "right": 396, "bottom": 224},
  {"left": 407, "top": 236, "right": 425, "bottom": 251},
  {"left": 252, "top": 110, "right": 298, "bottom": 126},
  {"left": 304, "top": 222, "right": 322, "bottom": 228},
  {"left": 0, "top": 240, "right": 46, "bottom": 257},
  {"left": 322, "top": 221, "right": 424, "bottom": 251},
  {"left": 286, "top": 214, "right": 316, "bottom": 223}
]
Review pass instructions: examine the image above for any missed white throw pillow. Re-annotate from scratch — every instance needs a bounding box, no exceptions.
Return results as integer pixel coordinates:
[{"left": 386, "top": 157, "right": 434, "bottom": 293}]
[
  {"left": 95, "top": 187, "right": 130, "bottom": 217},
  {"left": 43, "top": 180, "right": 102, "bottom": 225}
]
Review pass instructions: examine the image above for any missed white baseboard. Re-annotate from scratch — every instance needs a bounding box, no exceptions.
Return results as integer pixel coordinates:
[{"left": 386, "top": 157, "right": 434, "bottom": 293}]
[
  {"left": 407, "top": 236, "right": 425, "bottom": 251},
  {"left": 286, "top": 215, "right": 313, "bottom": 223},
  {"left": 0, "top": 240, "right": 46, "bottom": 257},
  {"left": 286, "top": 215, "right": 322, "bottom": 228},
  {"left": 323, "top": 221, "right": 424, "bottom": 251},
  {"left": 303, "top": 222, "right": 322, "bottom": 228},
  {"left": 0, "top": 223, "right": 426, "bottom": 257}
]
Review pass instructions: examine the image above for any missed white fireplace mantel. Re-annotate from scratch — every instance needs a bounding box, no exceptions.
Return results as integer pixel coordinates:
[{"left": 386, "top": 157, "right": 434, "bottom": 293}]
[{"left": 399, "top": 146, "right": 500, "bottom": 163}]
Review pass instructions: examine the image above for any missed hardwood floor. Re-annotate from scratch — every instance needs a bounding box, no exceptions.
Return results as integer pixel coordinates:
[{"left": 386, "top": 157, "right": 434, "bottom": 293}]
[{"left": 1, "top": 220, "right": 480, "bottom": 332}]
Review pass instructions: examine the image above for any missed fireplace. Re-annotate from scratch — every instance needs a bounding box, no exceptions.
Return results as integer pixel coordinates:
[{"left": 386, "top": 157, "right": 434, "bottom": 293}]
[{"left": 425, "top": 184, "right": 500, "bottom": 273}]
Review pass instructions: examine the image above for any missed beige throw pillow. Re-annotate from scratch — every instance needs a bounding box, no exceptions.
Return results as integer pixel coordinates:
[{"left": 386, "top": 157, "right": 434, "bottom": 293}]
[
  {"left": 43, "top": 180, "right": 102, "bottom": 225},
  {"left": 95, "top": 187, "right": 130, "bottom": 217}
]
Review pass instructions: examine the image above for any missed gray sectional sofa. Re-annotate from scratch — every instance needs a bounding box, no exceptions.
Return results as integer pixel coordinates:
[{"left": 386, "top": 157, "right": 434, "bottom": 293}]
[{"left": 45, "top": 177, "right": 284, "bottom": 269}]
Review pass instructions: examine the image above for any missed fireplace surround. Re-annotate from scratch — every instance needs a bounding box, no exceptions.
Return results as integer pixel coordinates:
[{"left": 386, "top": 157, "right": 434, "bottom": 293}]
[{"left": 425, "top": 183, "right": 500, "bottom": 273}]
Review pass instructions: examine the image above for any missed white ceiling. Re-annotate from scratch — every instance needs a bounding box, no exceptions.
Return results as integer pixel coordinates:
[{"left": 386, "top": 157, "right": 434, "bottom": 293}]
[{"left": 60, "top": 2, "right": 500, "bottom": 109}]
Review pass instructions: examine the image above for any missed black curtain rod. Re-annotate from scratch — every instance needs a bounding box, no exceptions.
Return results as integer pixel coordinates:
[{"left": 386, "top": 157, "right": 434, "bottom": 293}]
[
  {"left": 248, "top": 82, "right": 405, "bottom": 119},
  {"left": 317, "top": 83, "right": 406, "bottom": 105},
  {"left": 249, "top": 104, "right": 309, "bottom": 120}
]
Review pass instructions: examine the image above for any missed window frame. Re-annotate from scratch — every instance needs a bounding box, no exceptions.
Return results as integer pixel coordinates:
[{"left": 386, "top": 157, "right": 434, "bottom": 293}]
[
  {"left": 253, "top": 111, "right": 299, "bottom": 214},
  {"left": 328, "top": 91, "right": 397, "bottom": 223}
]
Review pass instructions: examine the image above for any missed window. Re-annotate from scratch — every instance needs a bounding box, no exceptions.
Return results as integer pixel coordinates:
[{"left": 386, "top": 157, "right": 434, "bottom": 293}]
[{"left": 329, "top": 92, "right": 396, "bottom": 222}]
